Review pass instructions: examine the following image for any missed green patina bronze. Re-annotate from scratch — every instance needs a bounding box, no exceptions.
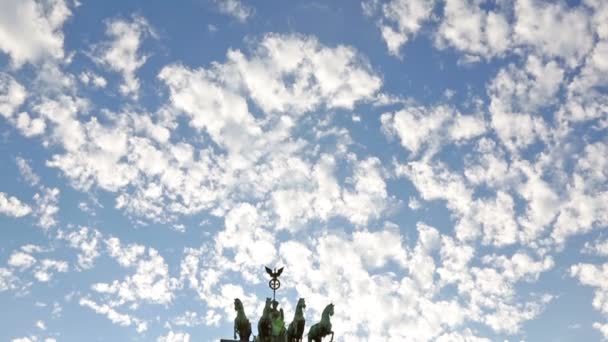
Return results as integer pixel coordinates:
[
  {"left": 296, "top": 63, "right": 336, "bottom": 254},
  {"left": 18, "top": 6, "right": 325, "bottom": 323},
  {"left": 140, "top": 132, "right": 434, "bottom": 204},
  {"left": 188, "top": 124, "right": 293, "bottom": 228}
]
[
  {"left": 286, "top": 298, "right": 306, "bottom": 342},
  {"left": 257, "top": 298, "right": 272, "bottom": 342},
  {"left": 269, "top": 300, "right": 286, "bottom": 337},
  {"left": 234, "top": 298, "right": 252, "bottom": 341},
  {"left": 307, "top": 303, "right": 334, "bottom": 342}
]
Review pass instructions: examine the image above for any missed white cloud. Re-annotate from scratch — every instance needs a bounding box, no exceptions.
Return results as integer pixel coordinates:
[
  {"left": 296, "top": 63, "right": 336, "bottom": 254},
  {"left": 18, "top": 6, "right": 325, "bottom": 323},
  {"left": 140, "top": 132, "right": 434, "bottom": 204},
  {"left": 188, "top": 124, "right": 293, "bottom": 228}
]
[
  {"left": 79, "top": 297, "right": 147, "bottom": 331},
  {"left": 0, "top": 0, "right": 71, "bottom": 67},
  {"left": 40, "top": 33, "right": 384, "bottom": 227},
  {"left": 8, "top": 251, "right": 37, "bottom": 269},
  {"left": 214, "top": 0, "right": 253, "bottom": 22},
  {"left": 57, "top": 227, "right": 102, "bottom": 269},
  {"left": 571, "top": 263, "right": 608, "bottom": 339},
  {"left": 408, "top": 197, "right": 421, "bottom": 210},
  {"left": 367, "top": 0, "right": 436, "bottom": 56},
  {"left": 0, "top": 73, "right": 27, "bottom": 118},
  {"left": 105, "top": 237, "right": 145, "bottom": 267},
  {"left": 79, "top": 71, "right": 107, "bottom": 88},
  {"left": 583, "top": 239, "right": 608, "bottom": 257},
  {"left": 381, "top": 104, "right": 486, "bottom": 158},
  {"left": 94, "top": 16, "right": 154, "bottom": 98},
  {"left": 15, "top": 112, "right": 46, "bottom": 137},
  {"left": 562, "top": 39, "right": 608, "bottom": 123},
  {"left": 34, "top": 95, "right": 88, "bottom": 152},
  {"left": 162, "top": 34, "right": 381, "bottom": 119},
  {"left": 215, "top": 203, "right": 276, "bottom": 269},
  {"left": 157, "top": 331, "right": 190, "bottom": 342},
  {"left": 79, "top": 237, "right": 180, "bottom": 332},
  {"left": 435, "top": 0, "right": 511, "bottom": 60},
  {"left": 488, "top": 55, "right": 563, "bottom": 151},
  {"left": 12, "top": 337, "right": 35, "bottom": 342},
  {"left": 273, "top": 224, "right": 551, "bottom": 339},
  {"left": 552, "top": 141, "right": 608, "bottom": 245},
  {"left": 433, "top": 0, "right": 595, "bottom": 66},
  {"left": 33, "top": 187, "right": 60, "bottom": 229},
  {"left": 33, "top": 259, "right": 68, "bottom": 282},
  {"left": 514, "top": 0, "right": 594, "bottom": 68},
  {"left": 171, "top": 311, "right": 207, "bottom": 327},
  {"left": 92, "top": 237, "right": 180, "bottom": 306},
  {"left": 0, "top": 192, "right": 32, "bottom": 218},
  {"left": 35, "top": 320, "right": 46, "bottom": 330},
  {"left": 0, "top": 268, "right": 17, "bottom": 291}
]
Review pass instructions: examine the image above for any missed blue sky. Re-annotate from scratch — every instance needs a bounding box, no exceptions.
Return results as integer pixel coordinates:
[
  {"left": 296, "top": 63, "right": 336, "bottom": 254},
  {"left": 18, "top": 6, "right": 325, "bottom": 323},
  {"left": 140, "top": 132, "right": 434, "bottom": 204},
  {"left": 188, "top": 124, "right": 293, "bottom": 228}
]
[{"left": 0, "top": 0, "right": 607, "bottom": 341}]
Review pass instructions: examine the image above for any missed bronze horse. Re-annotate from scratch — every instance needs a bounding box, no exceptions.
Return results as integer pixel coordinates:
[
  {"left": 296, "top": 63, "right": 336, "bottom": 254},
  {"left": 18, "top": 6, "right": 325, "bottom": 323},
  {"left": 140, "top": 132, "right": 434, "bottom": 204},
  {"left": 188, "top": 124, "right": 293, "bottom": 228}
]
[
  {"left": 257, "top": 297, "right": 272, "bottom": 342},
  {"left": 307, "top": 303, "right": 334, "bottom": 342},
  {"left": 287, "top": 298, "right": 306, "bottom": 342},
  {"left": 234, "top": 298, "right": 252, "bottom": 341}
]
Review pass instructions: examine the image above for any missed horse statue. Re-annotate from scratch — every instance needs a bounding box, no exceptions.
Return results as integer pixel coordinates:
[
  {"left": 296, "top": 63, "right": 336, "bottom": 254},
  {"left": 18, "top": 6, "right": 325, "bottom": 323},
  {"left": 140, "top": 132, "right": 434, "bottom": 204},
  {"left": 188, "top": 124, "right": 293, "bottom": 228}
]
[
  {"left": 257, "top": 298, "right": 272, "bottom": 342},
  {"left": 287, "top": 298, "right": 306, "bottom": 342},
  {"left": 234, "top": 298, "right": 252, "bottom": 341},
  {"left": 307, "top": 303, "right": 334, "bottom": 342}
]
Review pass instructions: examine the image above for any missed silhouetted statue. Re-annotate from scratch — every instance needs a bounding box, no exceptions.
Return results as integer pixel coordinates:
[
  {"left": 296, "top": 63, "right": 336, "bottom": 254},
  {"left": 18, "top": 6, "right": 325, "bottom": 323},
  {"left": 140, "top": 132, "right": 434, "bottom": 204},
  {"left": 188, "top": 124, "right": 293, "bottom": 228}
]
[
  {"left": 257, "top": 298, "right": 272, "bottom": 342},
  {"left": 287, "top": 298, "right": 306, "bottom": 342},
  {"left": 265, "top": 266, "right": 284, "bottom": 279},
  {"left": 234, "top": 298, "right": 252, "bottom": 341},
  {"left": 307, "top": 303, "right": 334, "bottom": 342},
  {"left": 269, "top": 299, "right": 287, "bottom": 340}
]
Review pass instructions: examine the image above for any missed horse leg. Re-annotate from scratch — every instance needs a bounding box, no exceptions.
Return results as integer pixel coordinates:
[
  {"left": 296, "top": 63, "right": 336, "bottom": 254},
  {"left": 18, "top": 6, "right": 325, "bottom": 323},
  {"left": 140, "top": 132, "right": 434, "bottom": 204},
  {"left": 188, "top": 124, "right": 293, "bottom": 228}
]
[{"left": 329, "top": 331, "right": 334, "bottom": 342}]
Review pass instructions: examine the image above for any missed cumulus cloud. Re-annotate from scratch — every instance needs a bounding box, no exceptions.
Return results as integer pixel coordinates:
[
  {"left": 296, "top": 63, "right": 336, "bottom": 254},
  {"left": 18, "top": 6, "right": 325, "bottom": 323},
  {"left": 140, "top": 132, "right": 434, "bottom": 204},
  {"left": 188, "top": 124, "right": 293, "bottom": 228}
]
[
  {"left": 40, "top": 33, "right": 385, "bottom": 227},
  {"left": 571, "top": 263, "right": 608, "bottom": 339},
  {"left": 435, "top": 0, "right": 511, "bottom": 61},
  {"left": 552, "top": 141, "right": 608, "bottom": 245},
  {"left": 57, "top": 227, "right": 102, "bottom": 269},
  {"left": 33, "top": 187, "right": 60, "bottom": 229},
  {"left": 0, "top": 73, "right": 27, "bottom": 118},
  {"left": 16, "top": 157, "right": 41, "bottom": 186},
  {"left": 214, "top": 0, "right": 253, "bottom": 22},
  {"left": 0, "top": 73, "right": 46, "bottom": 137},
  {"left": 488, "top": 55, "right": 563, "bottom": 151},
  {"left": 514, "top": 0, "right": 594, "bottom": 68},
  {"left": 0, "top": 2, "right": 606, "bottom": 340},
  {"left": 583, "top": 239, "right": 608, "bottom": 257},
  {"left": 157, "top": 331, "right": 190, "bottom": 342},
  {"left": 79, "top": 297, "right": 148, "bottom": 332},
  {"left": 8, "top": 251, "right": 37, "bottom": 269},
  {"left": 79, "top": 71, "right": 107, "bottom": 88},
  {"left": 7, "top": 246, "right": 68, "bottom": 285},
  {"left": 78, "top": 236, "right": 181, "bottom": 331},
  {"left": 366, "top": 0, "right": 436, "bottom": 56},
  {"left": 0, "top": 0, "right": 71, "bottom": 67},
  {"left": 0, "top": 192, "right": 32, "bottom": 218},
  {"left": 93, "top": 16, "right": 154, "bottom": 98},
  {"left": 381, "top": 104, "right": 486, "bottom": 158}
]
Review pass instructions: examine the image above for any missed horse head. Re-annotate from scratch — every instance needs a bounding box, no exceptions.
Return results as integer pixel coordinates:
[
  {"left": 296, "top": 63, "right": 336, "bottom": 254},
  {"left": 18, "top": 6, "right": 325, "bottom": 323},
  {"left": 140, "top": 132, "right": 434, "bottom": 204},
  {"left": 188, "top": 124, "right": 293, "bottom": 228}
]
[
  {"left": 297, "top": 298, "right": 306, "bottom": 311},
  {"left": 234, "top": 298, "right": 243, "bottom": 312}
]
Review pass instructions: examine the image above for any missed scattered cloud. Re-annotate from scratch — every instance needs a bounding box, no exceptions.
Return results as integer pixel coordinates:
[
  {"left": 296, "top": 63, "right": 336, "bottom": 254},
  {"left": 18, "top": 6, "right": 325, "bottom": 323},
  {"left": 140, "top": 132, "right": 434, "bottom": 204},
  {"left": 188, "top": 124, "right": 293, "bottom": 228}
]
[
  {"left": 214, "top": 0, "right": 253, "bottom": 22},
  {"left": 0, "top": 1, "right": 606, "bottom": 341},
  {"left": 0, "top": 0, "right": 71, "bottom": 67},
  {"left": 0, "top": 192, "right": 32, "bottom": 218},
  {"left": 93, "top": 16, "right": 155, "bottom": 98}
]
